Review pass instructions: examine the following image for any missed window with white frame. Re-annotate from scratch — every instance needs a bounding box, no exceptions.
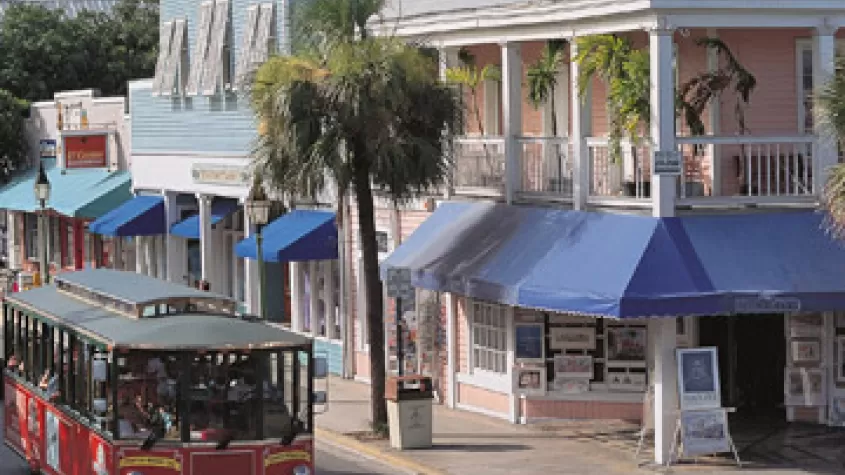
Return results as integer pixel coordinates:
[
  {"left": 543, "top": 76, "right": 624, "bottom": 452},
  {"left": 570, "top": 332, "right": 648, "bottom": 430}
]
[
  {"left": 796, "top": 39, "right": 845, "bottom": 134},
  {"left": 470, "top": 300, "right": 508, "bottom": 374}
]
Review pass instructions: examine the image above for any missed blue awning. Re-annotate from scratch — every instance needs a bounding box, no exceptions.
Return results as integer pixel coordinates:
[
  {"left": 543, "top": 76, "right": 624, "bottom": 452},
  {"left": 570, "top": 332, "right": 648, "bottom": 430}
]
[
  {"left": 380, "top": 202, "right": 717, "bottom": 318},
  {"left": 88, "top": 195, "right": 165, "bottom": 237},
  {"left": 0, "top": 159, "right": 131, "bottom": 219},
  {"left": 170, "top": 198, "right": 240, "bottom": 239},
  {"left": 382, "top": 203, "right": 845, "bottom": 318},
  {"left": 235, "top": 210, "right": 338, "bottom": 262}
]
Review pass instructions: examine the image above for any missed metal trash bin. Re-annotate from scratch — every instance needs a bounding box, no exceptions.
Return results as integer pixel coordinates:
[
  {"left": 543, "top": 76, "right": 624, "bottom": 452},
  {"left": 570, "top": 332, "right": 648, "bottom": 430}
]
[{"left": 386, "top": 375, "right": 433, "bottom": 450}]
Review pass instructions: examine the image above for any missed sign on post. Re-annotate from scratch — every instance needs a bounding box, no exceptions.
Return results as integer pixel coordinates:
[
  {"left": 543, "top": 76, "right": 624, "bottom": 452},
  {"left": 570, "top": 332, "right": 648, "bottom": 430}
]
[
  {"left": 385, "top": 267, "right": 414, "bottom": 300},
  {"left": 653, "top": 150, "right": 682, "bottom": 175}
]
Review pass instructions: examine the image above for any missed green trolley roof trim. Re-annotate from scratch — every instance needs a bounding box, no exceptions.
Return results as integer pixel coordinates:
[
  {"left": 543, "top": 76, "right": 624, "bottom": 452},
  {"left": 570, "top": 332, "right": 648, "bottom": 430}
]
[{"left": 5, "top": 269, "right": 311, "bottom": 351}]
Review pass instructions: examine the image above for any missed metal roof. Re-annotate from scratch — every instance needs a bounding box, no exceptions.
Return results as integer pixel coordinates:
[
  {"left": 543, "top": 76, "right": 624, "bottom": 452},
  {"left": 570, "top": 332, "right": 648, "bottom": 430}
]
[
  {"left": 8, "top": 285, "right": 311, "bottom": 350},
  {"left": 54, "top": 268, "right": 232, "bottom": 306},
  {"left": 380, "top": 0, "right": 521, "bottom": 19}
]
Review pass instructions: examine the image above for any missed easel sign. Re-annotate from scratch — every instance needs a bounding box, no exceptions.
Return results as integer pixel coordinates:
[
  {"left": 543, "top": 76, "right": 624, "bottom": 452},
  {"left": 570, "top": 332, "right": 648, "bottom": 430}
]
[
  {"left": 679, "top": 409, "right": 732, "bottom": 457},
  {"left": 676, "top": 347, "right": 721, "bottom": 411}
]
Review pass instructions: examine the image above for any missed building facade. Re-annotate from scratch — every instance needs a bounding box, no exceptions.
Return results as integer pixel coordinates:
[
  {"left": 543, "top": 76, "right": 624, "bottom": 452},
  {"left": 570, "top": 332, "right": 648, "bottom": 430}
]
[
  {"left": 1, "top": 89, "right": 132, "bottom": 288},
  {"left": 341, "top": 0, "right": 845, "bottom": 465}
]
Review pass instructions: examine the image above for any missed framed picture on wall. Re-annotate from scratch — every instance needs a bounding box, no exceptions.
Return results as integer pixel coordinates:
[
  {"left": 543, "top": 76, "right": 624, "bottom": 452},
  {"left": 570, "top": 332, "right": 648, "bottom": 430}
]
[
  {"left": 676, "top": 347, "right": 721, "bottom": 411},
  {"left": 549, "top": 327, "right": 595, "bottom": 350},
  {"left": 514, "top": 323, "right": 545, "bottom": 363},
  {"left": 837, "top": 336, "right": 845, "bottom": 383},
  {"left": 784, "top": 367, "right": 826, "bottom": 406},
  {"left": 513, "top": 365, "right": 546, "bottom": 396},
  {"left": 830, "top": 396, "right": 845, "bottom": 427},
  {"left": 606, "top": 327, "right": 647, "bottom": 364},
  {"left": 791, "top": 340, "right": 821, "bottom": 364},
  {"left": 553, "top": 354, "right": 594, "bottom": 379},
  {"left": 789, "top": 314, "right": 823, "bottom": 338}
]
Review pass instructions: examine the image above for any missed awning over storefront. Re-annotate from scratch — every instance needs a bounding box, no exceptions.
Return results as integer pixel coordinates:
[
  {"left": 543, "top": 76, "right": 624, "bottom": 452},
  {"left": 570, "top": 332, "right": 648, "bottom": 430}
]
[
  {"left": 88, "top": 195, "right": 165, "bottom": 237},
  {"left": 234, "top": 210, "right": 338, "bottom": 262},
  {"left": 381, "top": 202, "right": 845, "bottom": 318},
  {"left": 170, "top": 198, "right": 240, "bottom": 239},
  {"left": 0, "top": 158, "right": 131, "bottom": 219}
]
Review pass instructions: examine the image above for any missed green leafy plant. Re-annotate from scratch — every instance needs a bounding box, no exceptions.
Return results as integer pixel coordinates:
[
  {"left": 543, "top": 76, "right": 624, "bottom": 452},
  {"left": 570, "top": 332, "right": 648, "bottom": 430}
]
[
  {"left": 817, "top": 58, "right": 845, "bottom": 236},
  {"left": 526, "top": 39, "right": 567, "bottom": 137},
  {"left": 444, "top": 48, "right": 501, "bottom": 138}
]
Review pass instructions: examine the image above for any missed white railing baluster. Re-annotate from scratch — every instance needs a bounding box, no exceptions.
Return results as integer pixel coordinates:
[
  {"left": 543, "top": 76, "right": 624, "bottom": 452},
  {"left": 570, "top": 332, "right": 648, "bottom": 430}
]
[
  {"left": 775, "top": 144, "right": 782, "bottom": 195},
  {"left": 766, "top": 144, "right": 772, "bottom": 196}
]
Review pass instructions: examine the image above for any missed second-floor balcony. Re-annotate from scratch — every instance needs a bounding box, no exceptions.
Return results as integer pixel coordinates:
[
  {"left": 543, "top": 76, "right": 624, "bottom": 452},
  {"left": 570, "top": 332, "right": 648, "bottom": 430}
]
[{"left": 452, "top": 133, "right": 823, "bottom": 210}]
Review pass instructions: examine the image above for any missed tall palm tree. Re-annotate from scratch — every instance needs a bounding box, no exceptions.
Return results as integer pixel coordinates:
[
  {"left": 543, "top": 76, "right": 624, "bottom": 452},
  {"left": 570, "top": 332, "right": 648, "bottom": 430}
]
[
  {"left": 526, "top": 40, "right": 567, "bottom": 138},
  {"left": 818, "top": 60, "right": 845, "bottom": 236},
  {"left": 250, "top": 0, "right": 461, "bottom": 427}
]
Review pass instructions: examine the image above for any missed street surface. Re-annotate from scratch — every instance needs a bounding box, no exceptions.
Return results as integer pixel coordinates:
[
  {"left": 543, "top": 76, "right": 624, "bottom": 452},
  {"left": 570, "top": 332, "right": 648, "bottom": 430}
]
[{"left": 0, "top": 405, "right": 400, "bottom": 475}]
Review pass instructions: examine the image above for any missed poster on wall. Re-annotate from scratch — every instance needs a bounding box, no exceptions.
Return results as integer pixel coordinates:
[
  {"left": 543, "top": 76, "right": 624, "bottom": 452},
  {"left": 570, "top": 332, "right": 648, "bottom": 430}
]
[
  {"left": 607, "top": 371, "right": 647, "bottom": 391},
  {"left": 680, "top": 409, "right": 732, "bottom": 457},
  {"left": 676, "top": 347, "right": 721, "bottom": 411},
  {"left": 45, "top": 410, "right": 60, "bottom": 471},
  {"left": 554, "top": 379, "right": 590, "bottom": 394},
  {"left": 554, "top": 354, "right": 593, "bottom": 379},
  {"left": 791, "top": 340, "right": 821, "bottom": 363},
  {"left": 606, "top": 327, "right": 647, "bottom": 363},
  {"left": 789, "top": 314, "right": 823, "bottom": 338},
  {"left": 549, "top": 327, "right": 595, "bottom": 350},
  {"left": 784, "top": 367, "right": 826, "bottom": 406},
  {"left": 513, "top": 365, "right": 546, "bottom": 396},
  {"left": 515, "top": 323, "right": 544, "bottom": 362}
]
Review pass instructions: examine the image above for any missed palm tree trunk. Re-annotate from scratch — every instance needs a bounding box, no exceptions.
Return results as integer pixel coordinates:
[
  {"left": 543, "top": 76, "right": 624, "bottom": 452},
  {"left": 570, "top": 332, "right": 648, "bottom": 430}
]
[{"left": 352, "top": 152, "right": 388, "bottom": 428}]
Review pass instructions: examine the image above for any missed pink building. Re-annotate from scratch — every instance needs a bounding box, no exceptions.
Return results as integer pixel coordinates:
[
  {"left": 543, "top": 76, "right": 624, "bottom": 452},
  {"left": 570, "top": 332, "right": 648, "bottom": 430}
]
[{"left": 338, "top": 1, "right": 845, "bottom": 465}]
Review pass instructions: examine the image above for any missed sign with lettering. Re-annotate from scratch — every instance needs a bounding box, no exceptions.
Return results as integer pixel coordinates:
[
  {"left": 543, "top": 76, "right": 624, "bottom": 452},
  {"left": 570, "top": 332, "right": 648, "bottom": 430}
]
[
  {"left": 191, "top": 164, "right": 249, "bottom": 186},
  {"left": 39, "top": 139, "right": 56, "bottom": 159},
  {"left": 64, "top": 135, "right": 107, "bottom": 168},
  {"left": 653, "top": 150, "right": 682, "bottom": 175},
  {"left": 734, "top": 296, "right": 801, "bottom": 314},
  {"left": 676, "top": 347, "right": 721, "bottom": 411},
  {"left": 385, "top": 267, "right": 414, "bottom": 300}
]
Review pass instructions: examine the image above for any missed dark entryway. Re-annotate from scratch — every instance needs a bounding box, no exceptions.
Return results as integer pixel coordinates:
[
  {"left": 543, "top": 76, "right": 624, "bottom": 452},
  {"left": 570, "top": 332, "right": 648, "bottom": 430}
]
[{"left": 699, "top": 314, "right": 786, "bottom": 417}]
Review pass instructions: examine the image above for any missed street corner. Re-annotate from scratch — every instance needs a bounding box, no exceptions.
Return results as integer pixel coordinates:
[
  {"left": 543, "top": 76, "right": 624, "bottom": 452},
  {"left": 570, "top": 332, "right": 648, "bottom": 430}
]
[{"left": 314, "top": 427, "right": 448, "bottom": 475}]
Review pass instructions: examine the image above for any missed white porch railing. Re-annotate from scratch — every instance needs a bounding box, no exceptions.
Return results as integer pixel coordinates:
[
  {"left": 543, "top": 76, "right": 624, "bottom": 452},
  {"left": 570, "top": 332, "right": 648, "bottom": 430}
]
[
  {"left": 675, "top": 135, "right": 816, "bottom": 199},
  {"left": 452, "top": 136, "right": 506, "bottom": 192},
  {"left": 518, "top": 136, "right": 572, "bottom": 198},
  {"left": 586, "top": 137, "right": 651, "bottom": 199}
]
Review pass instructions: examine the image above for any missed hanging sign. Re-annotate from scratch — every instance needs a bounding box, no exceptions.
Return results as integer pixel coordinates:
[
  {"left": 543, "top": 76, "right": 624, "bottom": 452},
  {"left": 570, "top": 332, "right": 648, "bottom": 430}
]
[
  {"left": 385, "top": 267, "right": 414, "bottom": 300},
  {"left": 64, "top": 135, "right": 107, "bottom": 168},
  {"left": 653, "top": 150, "right": 682, "bottom": 175}
]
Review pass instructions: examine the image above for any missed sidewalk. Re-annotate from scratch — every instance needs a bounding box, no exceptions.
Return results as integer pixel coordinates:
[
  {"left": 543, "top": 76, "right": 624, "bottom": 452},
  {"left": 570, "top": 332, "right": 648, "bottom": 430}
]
[{"left": 315, "top": 378, "right": 834, "bottom": 475}]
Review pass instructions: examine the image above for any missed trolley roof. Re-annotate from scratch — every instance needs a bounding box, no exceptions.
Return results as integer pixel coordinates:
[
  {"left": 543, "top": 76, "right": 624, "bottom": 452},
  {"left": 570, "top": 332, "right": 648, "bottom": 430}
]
[{"left": 5, "top": 270, "right": 311, "bottom": 351}]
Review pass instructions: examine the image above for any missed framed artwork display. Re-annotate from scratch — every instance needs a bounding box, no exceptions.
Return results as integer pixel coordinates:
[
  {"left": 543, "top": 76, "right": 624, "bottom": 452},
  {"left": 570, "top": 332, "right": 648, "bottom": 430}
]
[
  {"left": 607, "top": 372, "right": 647, "bottom": 391},
  {"left": 837, "top": 336, "right": 845, "bottom": 383},
  {"left": 680, "top": 409, "right": 732, "bottom": 457},
  {"left": 606, "top": 327, "right": 647, "bottom": 365},
  {"left": 784, "top": 367, "right": 825, "bottom": 406},
  {"left": 554, "top": 378, "right": 590, "bottom": 394},
  {"left": 514, "top": 323, "right": 545, "bottom": 362},
  {"left": 789, "top": 314, "right": 823, "bottom": 338},
  {"left": 676, "top": 347, "right": 721, "bottom": 411},
  {"left": 790, "top": 340, "right": 821, "bottom": 364},
  {"left": 830, "top": 396, "right": 845, "bottom": 427},
  {"left": 513, "top": 365, "right": 546, "bottom": 396},
  {"left": 549, "top": 327, "right": 595, "bottom": 350},
  {"left": 553, "top": 354, "right": 594, "bottom": 379}
]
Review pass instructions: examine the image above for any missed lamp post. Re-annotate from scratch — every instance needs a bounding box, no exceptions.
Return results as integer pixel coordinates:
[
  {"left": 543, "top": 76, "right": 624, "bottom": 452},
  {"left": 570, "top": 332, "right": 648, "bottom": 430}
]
[
  {"left": 245, "top": 178, "right": 270, "bottom": 319},
  {"left": 34, "top": 161, "right": 51, "bottom": 285}
]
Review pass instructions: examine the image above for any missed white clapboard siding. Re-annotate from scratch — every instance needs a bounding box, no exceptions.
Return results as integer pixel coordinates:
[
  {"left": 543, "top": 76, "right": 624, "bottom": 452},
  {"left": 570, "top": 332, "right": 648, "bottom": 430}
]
[
  {"left": 151, "top": 21, "right": 175, "bottom": 96},
  {"left": 160, "top": 19, "right": 186, "bottom": 97},
  {"left": 251, "top": 3, "right": 274, "bottom": 66},
  {"left": 201, "top": 0, "right": 231, "bottom": 96},
  {"left": 234, "top": 4, "right": 260, "bottom": 91},
  {"left": 185, "top": 1, "right": 214, "bottom": 97}
]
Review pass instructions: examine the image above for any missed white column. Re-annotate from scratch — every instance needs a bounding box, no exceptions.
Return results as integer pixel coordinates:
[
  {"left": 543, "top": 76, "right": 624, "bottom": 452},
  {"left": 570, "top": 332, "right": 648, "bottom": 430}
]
[
  {"left": 309, "top": 260, "right": 320, "bottom": 336},
  {"left": 155, "top": 235, "right": 166, "bottom": 279},
  {"left": 112, "top": 238, "right": 123, "bottom": 270},
  {"left": 7, "top": 211, "right": 17, "bottom": 270},
  {"left": 439, "top": 47, "right": 459, "bottom": 199},
  {"left": 144, "top": 237, "right": 155, "bottom": 277},
  {"left": 570, "top": 40, "right": 588, "bottom": 210},
  {"left": 243, "top": 209, "right": 259, "bottom": 314},
  {"left": 290, "top": 262, "right": 304, "bottom": 331},
  {"left": 135, "top": 237, "right": 146, "bottom": 275},
  {"left": 813, "top": 26, "right": 838, "bottom": 194},
  {"left": 652, "top": 318, "right": 678, "bottom": 465},
  {"left": 501, "top": 41, "right": 523, "bottom": 204},
  {"left": 197, "top": 194, "right": 213, "bottom": 288},
  {"left": 163, "top": 192, "right": 182, "bottom": 283},
  {"left": 706, "top": 29, "right": 722, "bottom": 196},
  {"left": 649, "top": 28, "right": 677, "bottom": 218},
  {"left": 324, "top": 260, "right": 338, "bottom": 340}
]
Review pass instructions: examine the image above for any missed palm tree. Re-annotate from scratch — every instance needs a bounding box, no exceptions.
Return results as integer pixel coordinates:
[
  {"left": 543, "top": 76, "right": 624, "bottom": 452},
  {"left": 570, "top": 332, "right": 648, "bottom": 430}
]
[
  {"left": 818, "top": 59, "right": 845, "bottom": 236},
  {"left": 526, "top": 40, "right": 567, "bottom": 191},
  {"left": 250, "top": 0, "right": 461, "bottom": 428}
]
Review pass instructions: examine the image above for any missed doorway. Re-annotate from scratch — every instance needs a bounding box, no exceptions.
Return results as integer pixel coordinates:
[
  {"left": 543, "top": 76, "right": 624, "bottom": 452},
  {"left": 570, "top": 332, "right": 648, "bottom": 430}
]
[{"left": 698, "top": 314, "right": 786, "bottom": 418}]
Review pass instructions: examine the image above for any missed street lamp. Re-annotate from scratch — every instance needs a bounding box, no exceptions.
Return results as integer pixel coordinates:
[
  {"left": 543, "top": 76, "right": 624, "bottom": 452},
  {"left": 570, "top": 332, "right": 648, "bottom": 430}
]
[
  {"left": 34, "top": 161, "right": 51, "bottom": 285},
  {"left": 245, "top": 178, "right": 270, "bottom": 320}
]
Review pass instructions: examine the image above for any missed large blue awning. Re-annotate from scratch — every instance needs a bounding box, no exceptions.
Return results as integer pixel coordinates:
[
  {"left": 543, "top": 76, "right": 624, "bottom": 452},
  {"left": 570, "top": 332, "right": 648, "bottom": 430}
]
[
  {"left": 235, "top": 210, "right": 338, "bottom": 262},
  {"left": 88, "top": 195, "right": 165, "bottom": 237},
  {"left": 0, "top": 159, "right": 131, "bottom": 219},
  {"left": 170, "top": 198, "right": 240, "bottom": 239},
  {"left": 382, "top": 202, "right": 845, "bottom": 318}
]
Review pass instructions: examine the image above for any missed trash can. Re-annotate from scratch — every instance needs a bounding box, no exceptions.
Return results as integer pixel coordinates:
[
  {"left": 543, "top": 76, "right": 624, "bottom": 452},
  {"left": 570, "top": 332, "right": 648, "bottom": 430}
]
[{"left": 386, "top": 375, "right": 433, "bottom": 450}]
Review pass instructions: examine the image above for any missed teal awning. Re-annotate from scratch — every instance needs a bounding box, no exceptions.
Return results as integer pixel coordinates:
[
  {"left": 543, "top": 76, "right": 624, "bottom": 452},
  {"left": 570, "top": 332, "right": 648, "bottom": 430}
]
[{"left": 0, "top": 159, "right": 131, "bottom": 219}]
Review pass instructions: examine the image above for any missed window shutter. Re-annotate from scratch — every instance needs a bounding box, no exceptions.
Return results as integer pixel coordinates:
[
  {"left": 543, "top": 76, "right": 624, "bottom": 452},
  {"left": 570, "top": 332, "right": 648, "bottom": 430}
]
[
  {"left": 161, "top": 19, "right": 186, "bottom": 97},
  {"left": 185, "top": 2, "right": 214, "bottom": 97},
  {"left": 251, "top": 3, "right": 275, "bottom": 66},
  {"left": 201, "top": 0, "right": 231, "bottom": 96},
  {"left": 151, "top": 21, "right": 175, "bottom": 96},
  {"left": 234, "top": 5, "right": 260, "bottom": 91}
]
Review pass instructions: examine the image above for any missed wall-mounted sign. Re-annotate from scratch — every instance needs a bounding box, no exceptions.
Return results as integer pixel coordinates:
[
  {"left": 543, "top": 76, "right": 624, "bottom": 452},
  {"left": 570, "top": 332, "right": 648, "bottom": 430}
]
[
  {"left": 39, "top": 139, "right": 56, "bottom": 159},
  {"left": 64, "top": 135, "right": 107, "bottom": 168},
  {"left": 653, "top": 150, "right": 682, "bottom": 175},
  {"left": 734, "top": 296, "right": 801, "bottom": 314},
  {"left": 191, "top": 164, "right": 249, "bottom": 186}
]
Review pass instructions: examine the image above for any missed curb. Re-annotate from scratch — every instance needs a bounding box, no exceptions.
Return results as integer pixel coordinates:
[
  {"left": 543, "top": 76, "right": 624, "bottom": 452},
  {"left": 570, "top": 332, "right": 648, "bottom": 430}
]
[{"left": 314, "top": 427, "right": 448, "bottom": 475}]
